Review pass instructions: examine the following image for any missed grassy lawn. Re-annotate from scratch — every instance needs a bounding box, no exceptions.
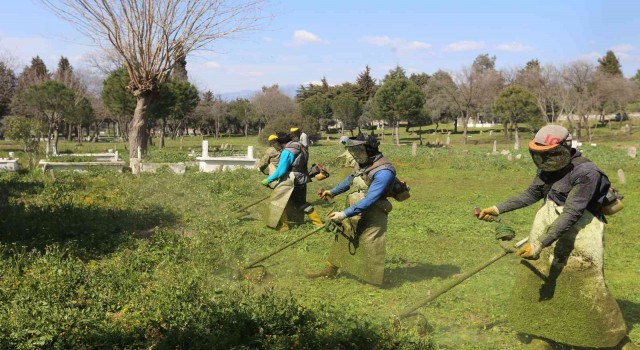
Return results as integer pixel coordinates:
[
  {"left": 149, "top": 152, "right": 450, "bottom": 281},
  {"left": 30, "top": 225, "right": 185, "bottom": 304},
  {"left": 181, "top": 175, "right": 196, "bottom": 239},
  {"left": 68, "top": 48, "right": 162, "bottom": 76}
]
[{"left": 1, "top": 124, "right": 638, "bottom": 349}]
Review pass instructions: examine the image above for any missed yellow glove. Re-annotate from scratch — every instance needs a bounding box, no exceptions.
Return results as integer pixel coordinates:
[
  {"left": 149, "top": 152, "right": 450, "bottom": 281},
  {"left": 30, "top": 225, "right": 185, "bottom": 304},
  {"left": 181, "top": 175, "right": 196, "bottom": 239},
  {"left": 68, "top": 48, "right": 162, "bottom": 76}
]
[
  {"left": 319, "top": 190, "right": 333, "bottom": 200},
  {"left": 478, "top": 206, "right": 499, "bottom": 221},
  {"left": 516, "top": 241, "right": 542, "bottom": 260}
]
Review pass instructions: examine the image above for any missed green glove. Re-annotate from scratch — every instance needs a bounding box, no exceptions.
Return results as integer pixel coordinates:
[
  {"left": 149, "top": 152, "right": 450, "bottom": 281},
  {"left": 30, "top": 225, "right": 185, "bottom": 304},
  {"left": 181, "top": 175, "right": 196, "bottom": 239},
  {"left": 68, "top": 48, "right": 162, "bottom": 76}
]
[{"left": 261, "top": 179, "right": 269, "bottom": 186}]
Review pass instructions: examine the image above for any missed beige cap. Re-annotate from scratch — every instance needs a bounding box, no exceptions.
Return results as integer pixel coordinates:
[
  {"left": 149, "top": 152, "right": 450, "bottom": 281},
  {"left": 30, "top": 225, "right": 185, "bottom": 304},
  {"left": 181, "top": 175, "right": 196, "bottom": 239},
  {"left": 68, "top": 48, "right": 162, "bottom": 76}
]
[{"left": 530, "top": 125, "right": 572, "bottom": 151}]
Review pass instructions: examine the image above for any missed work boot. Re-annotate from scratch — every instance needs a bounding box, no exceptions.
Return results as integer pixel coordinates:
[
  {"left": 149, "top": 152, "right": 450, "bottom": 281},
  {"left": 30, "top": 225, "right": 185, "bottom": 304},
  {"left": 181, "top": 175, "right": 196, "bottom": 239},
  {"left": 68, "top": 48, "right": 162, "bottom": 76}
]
[
  {"left": 277, "top": 213, "right": 289, "bottom": 232},
  {"left": 620, "top": 337, "right": 640, "bottom": 350},
  {"left": 527, "top": 338, "right": 554, "bottom": 350},
  {"left": 307, "top": 209, "right": 324, "bottom": 227},
  {"left": 304, "top": 261, "right": 338, "bottom": 279}
]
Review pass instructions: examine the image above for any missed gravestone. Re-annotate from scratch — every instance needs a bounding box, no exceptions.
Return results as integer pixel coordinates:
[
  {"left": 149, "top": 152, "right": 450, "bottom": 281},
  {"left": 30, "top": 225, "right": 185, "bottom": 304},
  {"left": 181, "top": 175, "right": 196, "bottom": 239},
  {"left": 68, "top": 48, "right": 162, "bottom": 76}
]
[
  {"left": 412, "top": 142, "right": 417, "bottom": 157},
  {"left": 446, "top": 132, "right": 451, "bottom": 146},
  {"left": 435, "top": 137, "right": 441, "bottom": 145},
  {"left": 617, "top": 169, "right": 626, "bottom": 185},
  {"left": 507, "top": 153, "right": 513, "bottom": 161},
  {"left": 493, "top": 140, "right": 498, "bottom": 154},
  {"left": 489, "top": 130, "right": 493, "bottom": 136},
  {"left": 431, "top": 148, "right": 436, "bottom": 156},
  {"left": 514, "top": 129, "right": 520, "bottom": 150},
  {"left": 628, "top": 147, "right": 637, "bottom": 159},
  {"left": 515, "top": 154, "right": 522, "bottom": 160},
  {"left": 202, "top": 140, "right": 209, "bottom": 157}
]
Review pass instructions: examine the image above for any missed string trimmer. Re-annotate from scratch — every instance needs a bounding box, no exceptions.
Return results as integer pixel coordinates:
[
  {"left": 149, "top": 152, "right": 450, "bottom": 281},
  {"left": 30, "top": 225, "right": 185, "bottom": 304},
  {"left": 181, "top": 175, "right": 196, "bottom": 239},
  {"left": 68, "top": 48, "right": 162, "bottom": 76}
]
[{"left": 237, "top": 205, "right": 337, "bottom": 282}]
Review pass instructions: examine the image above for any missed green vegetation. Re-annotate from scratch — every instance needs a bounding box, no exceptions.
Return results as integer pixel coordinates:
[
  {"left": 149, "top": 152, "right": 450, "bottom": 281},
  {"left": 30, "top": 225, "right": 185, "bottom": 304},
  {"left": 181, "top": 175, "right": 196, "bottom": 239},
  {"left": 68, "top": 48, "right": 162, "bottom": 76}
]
[{"left": 1, "top": 126, "right": 638, "bottom": 349}]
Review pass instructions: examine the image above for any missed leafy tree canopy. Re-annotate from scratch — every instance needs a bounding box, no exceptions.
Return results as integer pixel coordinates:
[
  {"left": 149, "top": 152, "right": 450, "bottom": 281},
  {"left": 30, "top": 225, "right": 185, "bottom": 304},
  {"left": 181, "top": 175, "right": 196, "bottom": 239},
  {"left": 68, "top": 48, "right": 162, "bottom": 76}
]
[{"left": 597, "top": 50, "right": 622, "bottom": 76}]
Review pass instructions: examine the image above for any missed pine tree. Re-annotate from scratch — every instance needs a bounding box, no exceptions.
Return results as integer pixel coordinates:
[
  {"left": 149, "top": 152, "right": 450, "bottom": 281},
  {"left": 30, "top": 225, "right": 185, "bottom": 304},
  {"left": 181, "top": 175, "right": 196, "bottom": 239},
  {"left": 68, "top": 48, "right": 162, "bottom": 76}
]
[
  {"left": 55, "top": 56, "right": 74, "bottom": 83},
  {"left": 0, "top": 62, "right": 16, "bottom": 118},
  {"left": 383, "top": 65, "right": 407, "bottom": 82},
  {"left": 171, "top": 45, "right": 189, "bottom": 82},
  {"left": 472, "top": 53, "right": 497, "bottom": 73},
  {"left": 10, "top": 56, "right": 50, "bottom": 117},
  {"left": 355, "top": 65, "right": 377, "bottom": 102},
  {"left": 597, "top": 50, "right": 622, "bottom": 76}
]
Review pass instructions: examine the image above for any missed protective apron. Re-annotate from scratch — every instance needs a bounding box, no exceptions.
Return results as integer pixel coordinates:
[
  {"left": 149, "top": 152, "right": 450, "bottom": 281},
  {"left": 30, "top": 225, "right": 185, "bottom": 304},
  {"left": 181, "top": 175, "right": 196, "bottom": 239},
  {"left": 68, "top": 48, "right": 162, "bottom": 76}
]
[
  {"left": 266, "top": 142, "right": 309, "bottom": 228},
  {"left": 328, "top": 161, "right": 393, "bottom": 285},
  {"left": 509, "top": 200, "right": 627, "bottom": 347}
]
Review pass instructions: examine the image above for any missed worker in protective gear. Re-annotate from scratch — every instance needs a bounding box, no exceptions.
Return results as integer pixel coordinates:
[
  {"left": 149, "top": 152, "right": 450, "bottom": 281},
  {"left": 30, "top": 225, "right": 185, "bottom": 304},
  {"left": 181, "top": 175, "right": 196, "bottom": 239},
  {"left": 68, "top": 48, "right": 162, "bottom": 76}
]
[
  {"left": 336, "top": 135, "right": 358, "bottom": 170},
  {"left": 477, "top": 125, "right": 637, "bottom": 350},
  {"left": 290, "top": 127, "right": 309, "bottom": 149},
  {"left": 262, "top": 132, "right": 322, "bottom": 231},
  {"left": 255, "top": 134, "right": 281, "bottom": 176},
  {"left": 306, "top": 134, "right": 395, "bottom": 286}
]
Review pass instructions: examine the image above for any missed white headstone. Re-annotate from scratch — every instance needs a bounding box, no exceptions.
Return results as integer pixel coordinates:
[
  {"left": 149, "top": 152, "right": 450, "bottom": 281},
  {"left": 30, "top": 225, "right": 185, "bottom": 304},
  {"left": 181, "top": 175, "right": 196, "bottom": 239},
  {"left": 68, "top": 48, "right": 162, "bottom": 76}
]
[
  {"left": 628, "top": 147, "right": 637, "bottom": 159},
  {"left": 446, "top": 132, "right": 451, "bottom": 145},
  {"left": 507, "top": 153, "right": 513, "bottom": 161},
  {"left": 493, "top": 140, "right": 497, "bottom": 153},
  {"left": 514, "top": 129, "right": 520, "bottom": 150},
  {"left": 202, "top": 140, "right": 209, "bottom": 158},
  {"left": 137, "top": 146, "right": 141, "bottom": 159},
  {"left": 411, "top": 142, "right": 417, "bottom": 156},
  {"left": 515, "top": 153, "right": 522, "bottom": 160},
  {"left": 489, "top": 130, "right": 493, "bottom": 135},
  {"left": 8, "top": 152, "right": 14, "bottom": 159},
  {"left": 247, "top": 146, "right": 254, "bottom": 159},
  {"left": 617, "top": 169, "right": 626, "bottom": 185}
]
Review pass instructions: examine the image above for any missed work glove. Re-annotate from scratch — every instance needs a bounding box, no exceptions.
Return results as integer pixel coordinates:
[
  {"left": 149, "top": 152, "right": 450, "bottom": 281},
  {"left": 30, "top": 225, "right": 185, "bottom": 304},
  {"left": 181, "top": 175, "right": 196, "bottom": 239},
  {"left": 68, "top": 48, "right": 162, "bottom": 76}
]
[
  {"left": 328, "top": 211, "right": 346, "bottom": 222},
  {"left": 261, "top": 179, "right": 270, "bottom": 187},
  {"left": 319, "top": 190, "right": 334, "bottom": 200},
  {"left": 477, "top": 206, "right": 500, "bottom": 221},
  {"left": 516, "top": 241, "right": 542, "bottom": 260}
]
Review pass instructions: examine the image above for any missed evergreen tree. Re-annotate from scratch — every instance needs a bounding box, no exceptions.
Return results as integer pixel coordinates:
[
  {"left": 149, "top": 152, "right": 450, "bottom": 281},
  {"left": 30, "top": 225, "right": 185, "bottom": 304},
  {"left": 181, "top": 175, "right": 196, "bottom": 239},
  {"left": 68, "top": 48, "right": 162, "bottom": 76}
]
[
  {"left": 373, "top": 75, "right": 425, "bottom": 145},
  {"left": 472, "top": 53, "right": 497, "bottom": 73},
  {"left": 355, "top": 65, "right": 377, "bottom": 102},
  {"left": 409, "top": 72, "right": 430, "bottom": 89},
  {"left": 171, "top": 45, "right": 189, "bottom": 82},
  {"left": 383, "top": 65, "right": 407, "bottom": 82},
  {"left": 102, "top": 67, "right": 136, "bottom": 139},
  {"left": 0, "top": 62, "right": 16, "bottom": 119},
  {"left": 11, "top": 56, "right": 50, "bottom": 117},
  {"left": 597, "top": 50, "right": 623, "bottom": 76},
  {"left": 54, "top": 56, "right": 74, "bottom": 83}
]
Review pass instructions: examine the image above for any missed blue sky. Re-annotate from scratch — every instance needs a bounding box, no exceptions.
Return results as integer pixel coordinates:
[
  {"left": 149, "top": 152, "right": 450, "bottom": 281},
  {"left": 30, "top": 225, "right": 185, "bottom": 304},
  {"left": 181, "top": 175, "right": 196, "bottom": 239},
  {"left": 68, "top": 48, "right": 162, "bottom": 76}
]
[{"left": 1, "top": 0, "right": 639, "bottom": 94}]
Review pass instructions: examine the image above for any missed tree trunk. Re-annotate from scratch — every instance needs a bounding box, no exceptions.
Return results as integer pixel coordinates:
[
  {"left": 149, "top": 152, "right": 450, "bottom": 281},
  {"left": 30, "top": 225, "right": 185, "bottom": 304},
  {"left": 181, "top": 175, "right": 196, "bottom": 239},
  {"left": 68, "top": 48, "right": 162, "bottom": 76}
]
[
  {"left": 128, "top": 91, "right": 153, "bottom": 158},
  {"left": 53, "top": 126, "right": 59, "bottom": 156},
  {"left": 46, "top": 124, "right": 52, "bottom": 157},
  {"left": 160, "top": 117, "right": 166, "bottom": 148},
  {"left": 461, "top": 112, "right": 469, "bottom": 144},
  {"left": 418, "top": 125, "right": 423, "bottom": 145},
  {"left": 244, "top": 123, "right": 248, "bottom": 138},
  {"left": 77, "top": 125, "right": 83, "bottom": 143},
  {"left": 453, "top": 117, "right": 458, "bottom": 134}
]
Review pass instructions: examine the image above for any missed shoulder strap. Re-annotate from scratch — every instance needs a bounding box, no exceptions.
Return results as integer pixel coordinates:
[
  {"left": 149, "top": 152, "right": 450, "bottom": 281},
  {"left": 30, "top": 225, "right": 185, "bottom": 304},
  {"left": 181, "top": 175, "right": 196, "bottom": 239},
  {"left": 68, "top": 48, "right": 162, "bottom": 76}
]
[{"left": 364, "top": 156, "right": 391, "bottom": 174}]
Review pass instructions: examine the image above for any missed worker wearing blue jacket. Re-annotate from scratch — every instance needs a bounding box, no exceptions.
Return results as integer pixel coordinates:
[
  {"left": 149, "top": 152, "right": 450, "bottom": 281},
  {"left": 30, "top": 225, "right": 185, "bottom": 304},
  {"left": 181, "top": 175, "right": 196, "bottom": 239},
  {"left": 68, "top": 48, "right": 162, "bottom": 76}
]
[
  {"left": 262, "top": 132, "right": 322, "bottom": 231},
  {"left": 306, "top": 134, "right": 395, "bottom": 286}
]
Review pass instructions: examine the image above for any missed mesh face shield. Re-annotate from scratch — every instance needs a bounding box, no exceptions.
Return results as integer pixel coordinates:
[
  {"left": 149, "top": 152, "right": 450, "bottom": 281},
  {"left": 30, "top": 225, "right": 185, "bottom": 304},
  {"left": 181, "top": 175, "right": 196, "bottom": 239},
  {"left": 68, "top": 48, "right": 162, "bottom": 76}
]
[
  {"left": 346, "top": 144, "right": 369, "bottom": 164},
  {"left": 529, "top": 143, "right": 571, "bottom": 171},
  {"left": 270, "top": 140, "right": 282, "bottom": 151}
]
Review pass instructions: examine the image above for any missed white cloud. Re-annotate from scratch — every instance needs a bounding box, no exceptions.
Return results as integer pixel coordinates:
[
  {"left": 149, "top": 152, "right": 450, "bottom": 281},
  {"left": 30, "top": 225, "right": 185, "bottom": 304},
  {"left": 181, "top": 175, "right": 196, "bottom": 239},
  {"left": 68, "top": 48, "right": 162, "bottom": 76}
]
[
  {"left": 360, "top": 36, "right": 431, "bottom": 51},
  {"left": 203, "top": 61, "right": 222, "bottom": 69},
  {"left": 495, "top": 42, "right": 533, "bottom": 52},
  {"left": 291, "top": 30, "right": 328, "bottom": 46},
  {"left": 444, "top": 40, "right": 486, "bottom": 52},
  {"left": 262, "top": 37, "right": 273, "bottom": 43},
  {"left": 578, "top": 51, "right": 601, "bottom": 61},
  {"left": 301, "top": 80, "right": 323, "bottom": 86},
  {"left": 610, "top": 44, "right": 634, "bottom": 53}
]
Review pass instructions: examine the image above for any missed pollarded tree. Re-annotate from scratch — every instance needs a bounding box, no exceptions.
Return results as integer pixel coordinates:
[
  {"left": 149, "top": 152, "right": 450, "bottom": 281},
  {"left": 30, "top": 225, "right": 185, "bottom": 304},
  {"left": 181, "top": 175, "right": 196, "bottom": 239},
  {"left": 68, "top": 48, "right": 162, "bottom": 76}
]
[
  {"left": 331, "top": 92, "right": 362, "bottom": 135},
  {"left": 41, "top": 0, "right": 267, "bottom": 158},
  {"left": 373, "top": 73, "right": 425, "bottom": 145},
  {"left": 493, "top": 85, "right": 541, "bottom": 138}
]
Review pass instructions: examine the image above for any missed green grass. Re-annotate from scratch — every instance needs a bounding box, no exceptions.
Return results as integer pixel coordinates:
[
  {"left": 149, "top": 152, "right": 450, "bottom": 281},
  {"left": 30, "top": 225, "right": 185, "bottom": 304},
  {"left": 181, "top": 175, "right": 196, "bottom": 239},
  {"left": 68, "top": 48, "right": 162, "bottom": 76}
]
[{"left": 1, "top": 126, "right": 639, "bottom": 349}]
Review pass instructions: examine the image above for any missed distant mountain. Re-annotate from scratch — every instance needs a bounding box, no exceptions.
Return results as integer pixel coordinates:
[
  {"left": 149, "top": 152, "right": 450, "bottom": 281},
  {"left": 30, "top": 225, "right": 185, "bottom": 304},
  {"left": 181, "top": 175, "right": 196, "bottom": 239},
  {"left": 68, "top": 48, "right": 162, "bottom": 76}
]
[{"left": 218, "top": 84, "right": 299, "bottom": 101}]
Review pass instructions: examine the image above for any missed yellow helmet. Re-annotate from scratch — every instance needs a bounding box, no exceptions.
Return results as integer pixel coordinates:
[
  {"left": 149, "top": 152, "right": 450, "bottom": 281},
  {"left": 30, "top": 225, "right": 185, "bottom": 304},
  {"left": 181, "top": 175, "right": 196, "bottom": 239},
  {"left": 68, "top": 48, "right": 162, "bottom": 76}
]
[
  {"left": 267, "top": 134, "right": 278, "bottom": 141},
  {"left": 290, "top": 127, "right": 299, "bottom": 133}
]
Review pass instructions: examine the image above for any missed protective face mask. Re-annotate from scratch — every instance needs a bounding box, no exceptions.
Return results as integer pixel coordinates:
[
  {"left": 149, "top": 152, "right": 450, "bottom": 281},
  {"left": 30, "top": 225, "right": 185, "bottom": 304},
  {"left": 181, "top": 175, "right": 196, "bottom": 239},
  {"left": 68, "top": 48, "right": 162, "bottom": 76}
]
[
  {"left": 271, "top": 141, "right": 282, "bottom": 151},
  {"left": 347, "top": 145, "right": 369, "bottom": 164},
  {"left": 529, "top": 145, "right": 571, "bottom": 172}
]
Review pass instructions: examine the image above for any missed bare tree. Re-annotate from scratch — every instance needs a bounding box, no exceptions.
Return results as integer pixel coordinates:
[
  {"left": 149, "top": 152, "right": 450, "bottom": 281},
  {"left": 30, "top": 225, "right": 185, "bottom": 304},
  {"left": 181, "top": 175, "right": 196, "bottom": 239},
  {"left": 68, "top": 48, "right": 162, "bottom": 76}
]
[
  {"left": 251, "top": 85, "right": 296, "bottom": 134},
  {"left": 562, "top": 61, "right": 597, "bottom": 141},
  {"left": 451, "top": 66, "right": 502, "bottom": 143},
  {"left": 41, "top": 0, "right": 267, "bottom": 158}
]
